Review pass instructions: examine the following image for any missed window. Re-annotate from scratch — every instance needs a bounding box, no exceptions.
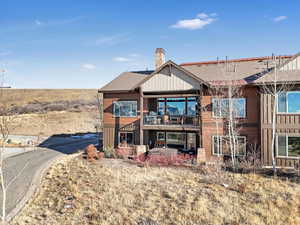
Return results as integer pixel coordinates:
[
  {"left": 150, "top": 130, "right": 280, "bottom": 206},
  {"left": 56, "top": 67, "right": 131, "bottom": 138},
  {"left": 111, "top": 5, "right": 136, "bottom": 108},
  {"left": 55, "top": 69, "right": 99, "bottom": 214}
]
[
  {"left": 119, "top": 132, "right": 134, "bottom": 146},
  {"left": 187, "top": 97, "right": 197, "bottom": 116},
  {"left": 212, "top": 98, "right": 246, "bottom": 118},
  {"left": 166, "top": 98, "right": 186, "bottom": 116},
  {"left": 166, "top": 132, "right": 186, "bottom": 149},
  {"left": 277, "top": 92, "right": 300, "bottom": 114},
  {"left": 157, "top": 132, "right": 165, "bottom": 141},
  {"left": 157, "top": 99, "right": 165, "bottom": 116},
  {"left": 277, "top": 135, "right": 300, "bottom": 157},
  {"left": 113, "top": 101, "right": 137, "bottom": 117},
  {"left": 157, "top": 97, "right": 198, "bottom": 116},
  {"left": 212, "top": 135, "right": 246, "bottom": 156}
]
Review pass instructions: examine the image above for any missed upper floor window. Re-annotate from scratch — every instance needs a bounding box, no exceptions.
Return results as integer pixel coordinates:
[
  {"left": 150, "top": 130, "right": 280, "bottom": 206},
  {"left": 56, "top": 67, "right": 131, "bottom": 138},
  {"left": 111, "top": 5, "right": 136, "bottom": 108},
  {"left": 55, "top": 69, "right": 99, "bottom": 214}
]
[
  {"left": 113, "top": 101, "right": 137, "bottom": 117},
  {"left": 157, "top": 97, "right": 197, "bottom": 116},
  {"left": 212, "top": 98, "right": 246, "bottom": 118},
  {"left": 277, "top": 92, "right": 300, "bottom": 114},
  {"left": 277, "top": 135, "right": 300, "bottom": 158}
]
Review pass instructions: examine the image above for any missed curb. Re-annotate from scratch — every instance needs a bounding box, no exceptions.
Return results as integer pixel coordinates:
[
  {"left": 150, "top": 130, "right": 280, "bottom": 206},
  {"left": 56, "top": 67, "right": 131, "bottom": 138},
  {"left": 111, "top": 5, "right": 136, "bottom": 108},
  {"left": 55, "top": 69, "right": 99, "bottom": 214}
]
[{"left": 6, "top": 151, "right": 82, "bottom": 223}]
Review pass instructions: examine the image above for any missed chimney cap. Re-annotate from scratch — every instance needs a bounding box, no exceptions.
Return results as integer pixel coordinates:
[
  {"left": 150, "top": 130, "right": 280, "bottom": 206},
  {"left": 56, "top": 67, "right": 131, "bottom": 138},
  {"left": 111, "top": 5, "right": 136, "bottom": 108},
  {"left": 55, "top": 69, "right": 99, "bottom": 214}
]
[{"left": 155, "top": 48, "right": 165, "bottom": 53}]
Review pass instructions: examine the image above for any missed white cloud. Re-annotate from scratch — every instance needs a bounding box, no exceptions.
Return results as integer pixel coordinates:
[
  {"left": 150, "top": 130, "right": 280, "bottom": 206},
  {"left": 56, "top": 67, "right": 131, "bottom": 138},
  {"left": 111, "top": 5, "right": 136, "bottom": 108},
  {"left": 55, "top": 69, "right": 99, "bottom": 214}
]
[
  {"left": 113, "top": 57, "right": 131, "bottom": 62},
  {"left": 34, "top": 20, "right": 45, "bottom": 26},
  {"left": 197, "top": 13, "right": 209, "bottom": 19},
  {"left": 170, "top": 13, "right": 217, "bottom": 30},
  {"left": 273, "top": 16, "right": 287, "bottom": 22},
  {"left": 82, "top": 64, "right": 96, "bottom": 70}
]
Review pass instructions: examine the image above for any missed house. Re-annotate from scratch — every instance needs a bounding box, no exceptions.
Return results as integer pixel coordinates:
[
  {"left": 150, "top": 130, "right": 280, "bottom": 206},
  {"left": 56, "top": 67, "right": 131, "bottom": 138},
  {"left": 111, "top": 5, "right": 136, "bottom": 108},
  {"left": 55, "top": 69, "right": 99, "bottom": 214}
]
[{"left": 99, "top": 48, "right": 300, "bottom": 168}]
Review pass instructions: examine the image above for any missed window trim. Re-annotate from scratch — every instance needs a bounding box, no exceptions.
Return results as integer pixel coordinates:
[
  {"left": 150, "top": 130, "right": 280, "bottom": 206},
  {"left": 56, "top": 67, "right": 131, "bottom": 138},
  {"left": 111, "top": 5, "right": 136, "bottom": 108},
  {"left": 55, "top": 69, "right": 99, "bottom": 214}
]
[
  {"left": 212, "top": 135, "right": 246, "bottom": 156},
  {"left": 118, "top": 131, "right": 134, "bottom": 147},
  {"left": 277, "top": 91, "right": 300, "bottom": 115},
  {"left": 212, "top": 98, "right": 246, "bottom": 118},
  {"left": 113, "top": 100, "right": 137, "bottom": 117},
  {"left": 276, "top": 135, "right": 300, "bottom": 159}
]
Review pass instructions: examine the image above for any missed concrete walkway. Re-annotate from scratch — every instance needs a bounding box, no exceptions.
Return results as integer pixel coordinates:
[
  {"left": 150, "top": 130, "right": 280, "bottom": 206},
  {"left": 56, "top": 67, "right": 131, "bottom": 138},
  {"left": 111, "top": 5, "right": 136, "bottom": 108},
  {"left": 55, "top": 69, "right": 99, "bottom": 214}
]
[{"left": 0, "top": 138, "right": 98, "bottom": 221}]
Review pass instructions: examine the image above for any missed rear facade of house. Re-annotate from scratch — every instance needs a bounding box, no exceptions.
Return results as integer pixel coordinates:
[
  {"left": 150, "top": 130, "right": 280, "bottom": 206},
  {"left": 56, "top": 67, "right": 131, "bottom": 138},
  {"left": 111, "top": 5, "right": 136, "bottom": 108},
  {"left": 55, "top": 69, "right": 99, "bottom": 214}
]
[{"left": 99, "top": 48, "right": 300, "bottom": 168}]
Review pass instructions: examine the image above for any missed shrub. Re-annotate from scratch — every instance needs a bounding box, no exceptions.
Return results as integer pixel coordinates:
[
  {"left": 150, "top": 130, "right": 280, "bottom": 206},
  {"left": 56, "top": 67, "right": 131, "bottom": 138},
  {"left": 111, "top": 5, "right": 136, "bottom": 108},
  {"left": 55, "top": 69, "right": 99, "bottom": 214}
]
[
  {"left": 103, "top": 145, "right": 116, "bottom": 158},
  {"left": 134, "top": 153, "right": 195, "bottom": 166}
]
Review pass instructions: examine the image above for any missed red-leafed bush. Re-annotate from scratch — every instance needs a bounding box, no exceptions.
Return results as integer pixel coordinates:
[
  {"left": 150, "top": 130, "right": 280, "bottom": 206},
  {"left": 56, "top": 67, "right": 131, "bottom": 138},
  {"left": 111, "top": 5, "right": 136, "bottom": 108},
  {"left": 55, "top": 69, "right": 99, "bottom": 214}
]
[
  {"left": 133, "top": 152, "right": 195, "bottom": 166},
  {"left": 116, "top": 148, "right": 135, "bottom": 158}
]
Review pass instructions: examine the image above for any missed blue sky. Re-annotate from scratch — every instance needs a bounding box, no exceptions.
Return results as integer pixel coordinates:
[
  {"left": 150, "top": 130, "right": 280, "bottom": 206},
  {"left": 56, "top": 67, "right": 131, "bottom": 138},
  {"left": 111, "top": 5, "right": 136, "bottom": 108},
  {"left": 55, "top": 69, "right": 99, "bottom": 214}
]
[{"left": 1, "top": 0, "right": 300, "bottom": 88}]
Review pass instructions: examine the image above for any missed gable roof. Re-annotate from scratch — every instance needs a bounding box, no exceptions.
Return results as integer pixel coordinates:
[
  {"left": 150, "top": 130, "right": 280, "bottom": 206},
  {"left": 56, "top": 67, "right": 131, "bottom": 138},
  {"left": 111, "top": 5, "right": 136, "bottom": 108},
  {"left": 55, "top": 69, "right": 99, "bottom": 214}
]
[
  {"left": 99, "top": 71, "right": 152, "bottom": 92},
  {"left": 133, "top": 60, "right": 211, "bottom": 89},
  {"left": 99, "top": 53, "right": 300, "bottom": 92},
  {"left": 253, "top": 53, "right": 300, "bottom": 84}
]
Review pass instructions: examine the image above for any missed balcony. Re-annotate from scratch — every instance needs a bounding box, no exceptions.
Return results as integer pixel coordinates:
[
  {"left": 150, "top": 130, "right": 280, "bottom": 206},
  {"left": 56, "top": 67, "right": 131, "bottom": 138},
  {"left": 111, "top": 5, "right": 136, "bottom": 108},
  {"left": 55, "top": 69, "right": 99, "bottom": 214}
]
[{"left": 143, "top": 113, "right": 200, "bottom": 130}]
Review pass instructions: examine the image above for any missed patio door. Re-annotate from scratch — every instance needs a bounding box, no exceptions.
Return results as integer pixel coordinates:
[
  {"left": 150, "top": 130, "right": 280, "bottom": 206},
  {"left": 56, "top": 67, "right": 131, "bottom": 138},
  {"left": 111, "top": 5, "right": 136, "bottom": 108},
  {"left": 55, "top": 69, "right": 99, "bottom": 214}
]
[{"left": 166, "top": 132, "right": 186, "bottom": 149}]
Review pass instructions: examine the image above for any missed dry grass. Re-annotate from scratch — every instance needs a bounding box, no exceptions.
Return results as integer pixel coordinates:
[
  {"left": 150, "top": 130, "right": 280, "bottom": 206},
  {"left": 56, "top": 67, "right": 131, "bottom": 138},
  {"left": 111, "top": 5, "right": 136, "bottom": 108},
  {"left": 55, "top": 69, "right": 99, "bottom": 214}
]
[
  {"left": 1, "top": 89, "right": 100, "bottom": 135},
  {"left": 1, "top": 89, "right": 97, "bottom": 106},
  {"left": 11, "top": 156, "right": 300, "bottom": 225},
  {"left": 9, "top": 111, "right": 98, "bottom": 136}
]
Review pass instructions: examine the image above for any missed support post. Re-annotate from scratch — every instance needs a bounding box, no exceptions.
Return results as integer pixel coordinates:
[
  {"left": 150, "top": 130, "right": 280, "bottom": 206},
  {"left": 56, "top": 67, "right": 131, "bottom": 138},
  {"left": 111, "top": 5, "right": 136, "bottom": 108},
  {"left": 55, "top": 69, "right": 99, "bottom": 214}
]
[{"left": 139, "top": 87, "right": 144, "bottom": 145}]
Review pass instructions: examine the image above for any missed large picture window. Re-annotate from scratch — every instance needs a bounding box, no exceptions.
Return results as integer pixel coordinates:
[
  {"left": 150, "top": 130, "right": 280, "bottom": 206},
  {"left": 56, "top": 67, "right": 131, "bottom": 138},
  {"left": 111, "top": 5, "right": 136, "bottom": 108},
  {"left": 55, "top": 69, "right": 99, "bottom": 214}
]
[
  {"left": 212, "top": 135, "right": 246, "bottom": 156},
  {"left": 113, "top": 101, "right": 137, "bottom": 117},
  {"left": 277, "top": 135, "right": 300, "bottom": 158},
  {"left": 277, "top": 92, "right": 300, "bottom": 114},
  {"left": 157, "top": 97, "right": 197, "bottom": 116},
  {"left": 212, "top": 98, "right": 246, "bottom": 118}
]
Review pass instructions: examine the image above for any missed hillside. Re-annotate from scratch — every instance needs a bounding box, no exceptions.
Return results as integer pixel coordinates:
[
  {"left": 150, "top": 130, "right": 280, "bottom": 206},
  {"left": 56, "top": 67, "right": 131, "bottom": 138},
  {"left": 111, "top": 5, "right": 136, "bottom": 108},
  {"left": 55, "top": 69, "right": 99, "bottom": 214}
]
[
  {"left": 0, "top": 89, "right": 101, "bottom": 136},
  {"left": 1, "top": 89, "right": 98, "bottom": 106},
  {"left": 10, "top": 156, "right": 300, "bottom": 225}
]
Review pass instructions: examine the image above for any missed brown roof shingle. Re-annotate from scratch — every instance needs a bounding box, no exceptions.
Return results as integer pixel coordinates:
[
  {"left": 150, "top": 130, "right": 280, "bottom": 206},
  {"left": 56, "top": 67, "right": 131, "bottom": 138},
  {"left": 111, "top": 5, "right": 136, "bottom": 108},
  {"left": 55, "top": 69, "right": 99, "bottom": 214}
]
[
  {"left": 181, "top": 56, "right": 292, "bottom": 83},
  {"left": 99, "top": 71, "right": 152, "bottom": 92}
]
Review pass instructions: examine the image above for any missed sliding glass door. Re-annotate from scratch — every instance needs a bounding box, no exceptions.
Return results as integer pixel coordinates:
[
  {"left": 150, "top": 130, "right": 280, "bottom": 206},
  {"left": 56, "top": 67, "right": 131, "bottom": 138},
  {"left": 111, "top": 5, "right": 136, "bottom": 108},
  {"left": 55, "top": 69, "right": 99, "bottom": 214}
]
[{"left": 156, "top": 131, "right": 197, "bottom": 150}]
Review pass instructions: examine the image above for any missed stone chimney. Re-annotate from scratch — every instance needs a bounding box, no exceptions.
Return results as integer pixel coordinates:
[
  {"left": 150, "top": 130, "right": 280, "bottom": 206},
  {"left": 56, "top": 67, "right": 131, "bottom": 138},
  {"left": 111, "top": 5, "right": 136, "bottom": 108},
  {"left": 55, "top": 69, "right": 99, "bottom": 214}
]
[{"left": 155, "top": 48, "right": 165, "bottom": 69}]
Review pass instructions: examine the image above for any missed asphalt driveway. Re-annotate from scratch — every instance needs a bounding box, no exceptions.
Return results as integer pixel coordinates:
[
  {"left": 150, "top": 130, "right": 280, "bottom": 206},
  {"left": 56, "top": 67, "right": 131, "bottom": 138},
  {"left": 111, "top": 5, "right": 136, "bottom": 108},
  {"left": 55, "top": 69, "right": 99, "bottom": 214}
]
[{"left": 0, "top": 138, "right": 98, "bottom": 219}]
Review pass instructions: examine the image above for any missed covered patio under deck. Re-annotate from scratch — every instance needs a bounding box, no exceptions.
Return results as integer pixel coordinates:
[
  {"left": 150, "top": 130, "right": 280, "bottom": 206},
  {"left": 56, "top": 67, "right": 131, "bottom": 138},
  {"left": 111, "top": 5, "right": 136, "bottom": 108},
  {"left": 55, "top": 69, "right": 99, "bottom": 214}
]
[{"left": 144, "top": 130, "right": 201, "bottom": 155}]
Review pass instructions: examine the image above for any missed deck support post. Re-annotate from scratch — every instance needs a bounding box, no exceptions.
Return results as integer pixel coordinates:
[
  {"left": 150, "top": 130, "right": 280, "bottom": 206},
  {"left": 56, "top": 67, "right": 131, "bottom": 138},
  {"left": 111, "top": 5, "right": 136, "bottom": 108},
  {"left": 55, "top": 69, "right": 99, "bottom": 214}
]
[{"left": 139, "top": 87, "right": 144, "bottom": 145}]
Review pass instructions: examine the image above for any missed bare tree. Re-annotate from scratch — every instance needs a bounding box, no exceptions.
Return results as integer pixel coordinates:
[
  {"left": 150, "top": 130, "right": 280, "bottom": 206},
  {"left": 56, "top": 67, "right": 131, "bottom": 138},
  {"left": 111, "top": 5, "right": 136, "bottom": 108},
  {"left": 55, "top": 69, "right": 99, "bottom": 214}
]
[
  {"left": 259, "top": 55, "right": 294, "bottom": 175},
  {"left": 210, "top": 60, "right": 244, "bottom": 169},
  {"left": 0, "top": 69, "right": 11, "bottom": 224}
]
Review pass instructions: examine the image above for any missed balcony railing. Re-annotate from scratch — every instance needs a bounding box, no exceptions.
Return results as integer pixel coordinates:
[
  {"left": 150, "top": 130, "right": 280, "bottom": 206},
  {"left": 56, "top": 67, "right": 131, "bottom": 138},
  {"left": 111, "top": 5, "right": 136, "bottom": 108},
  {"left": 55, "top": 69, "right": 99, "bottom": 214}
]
[{"left": 143, "top": 113, "right": 199, "bottom": 126}]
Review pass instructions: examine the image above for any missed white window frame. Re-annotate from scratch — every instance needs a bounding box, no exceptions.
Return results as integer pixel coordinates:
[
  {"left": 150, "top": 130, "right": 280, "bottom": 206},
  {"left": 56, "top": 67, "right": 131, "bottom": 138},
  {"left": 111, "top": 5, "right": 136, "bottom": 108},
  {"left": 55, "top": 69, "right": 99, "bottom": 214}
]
[
  {"left": 276, "top": 135, "right": 300, "bottom": 159},
  {"left": 118, "top": 131, "right": 134, "bottom": 147},
  {"left": 212, "top": 98, "right": 246, "bottom": 118},
  {"left": 277, "top": 91, "right": 300, "bottom": 114},
  {"left": 212, "top": 135, "right": 246, "bottom": 156},
  {"left": 113, "top": 101, "right": 137, "bottom": 117}
]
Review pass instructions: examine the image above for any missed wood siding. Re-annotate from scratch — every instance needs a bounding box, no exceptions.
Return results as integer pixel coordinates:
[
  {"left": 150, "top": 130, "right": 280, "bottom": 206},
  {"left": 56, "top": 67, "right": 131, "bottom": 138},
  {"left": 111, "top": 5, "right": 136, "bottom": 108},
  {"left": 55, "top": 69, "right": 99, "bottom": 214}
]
[
  {"left": 260, "top": 91, "right": 300, "bottom": 167},
  {"left": 201, "top": 86, "right": 260, "bottom": 161},
  {"left": 142, "top": 66, "right": 200, "bottom": 92},
  {"left": 103, "top": 92, "right": 141, "bottom": 148},
  {"left": 280, "top": 55, "right": 300, "bottom": 71}
]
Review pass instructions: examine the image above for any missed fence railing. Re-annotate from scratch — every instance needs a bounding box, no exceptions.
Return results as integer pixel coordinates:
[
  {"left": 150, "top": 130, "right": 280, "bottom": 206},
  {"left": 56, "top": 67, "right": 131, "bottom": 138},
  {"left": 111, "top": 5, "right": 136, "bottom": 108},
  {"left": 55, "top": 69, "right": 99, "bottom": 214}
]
[{"left": 143, "top": 114, "right": 199, "bottom": 126}]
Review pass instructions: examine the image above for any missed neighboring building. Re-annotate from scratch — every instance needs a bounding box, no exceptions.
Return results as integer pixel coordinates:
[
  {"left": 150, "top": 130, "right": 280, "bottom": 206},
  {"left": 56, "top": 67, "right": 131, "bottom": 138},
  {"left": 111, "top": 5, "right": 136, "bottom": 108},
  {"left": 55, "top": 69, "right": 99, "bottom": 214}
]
[{"left": 99, "top": 48, "right": 300, "bottom": 168}]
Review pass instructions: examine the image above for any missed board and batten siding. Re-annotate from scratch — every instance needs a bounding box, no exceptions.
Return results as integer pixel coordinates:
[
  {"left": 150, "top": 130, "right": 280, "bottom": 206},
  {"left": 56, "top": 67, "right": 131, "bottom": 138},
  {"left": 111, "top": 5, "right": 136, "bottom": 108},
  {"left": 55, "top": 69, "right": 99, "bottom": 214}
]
[
  {"left": 102, "top": 92, "right": 141, "bottom": 149},
  {"left": 142, "top": 66, "right": 200, "bottom": 92},
  {"left": 260, "top": 92, "right": 300, "bottom": 168},
  {"left": 280, "top": 55, "right": 300, "bottom": 71}
]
